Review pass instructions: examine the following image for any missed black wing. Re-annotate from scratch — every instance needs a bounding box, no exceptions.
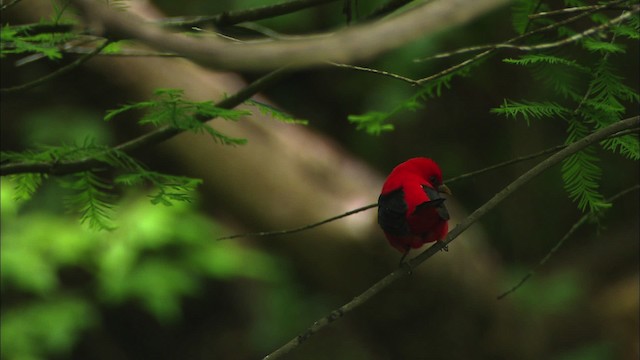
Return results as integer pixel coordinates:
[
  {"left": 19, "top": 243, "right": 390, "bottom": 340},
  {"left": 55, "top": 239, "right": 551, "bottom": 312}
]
[
  {"left": 378, "top": 188, "right": 411, "bottom": 236},
  {"left": 416, "top": 185, "right": 450, "bottom": 220}
]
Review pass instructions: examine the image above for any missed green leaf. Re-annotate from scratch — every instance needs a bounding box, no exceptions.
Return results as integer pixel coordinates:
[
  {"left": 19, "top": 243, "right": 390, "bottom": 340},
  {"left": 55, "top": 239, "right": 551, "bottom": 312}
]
[
  {"left": 105, "top": 88, "right": 249, "bottom": 145},
  {"left": 612, "top": 23, "right": 640, "bottom": 40},
  {"left": 511, "top": 0, "right": 538, "bottom": 34},
  {"left": 62, "top": 171, "right": 116, "bottom": 231},
  {"left": 348, "top": 112, "right": 395, "bottom": 135},
  {"left": 582, "top": 38, "right": 626, "bottom": 54},
  {"left": 0, "top": 23, "right": 76, "bottom": 60},
  {"left": 115, "top": 171, "right": 202, "bottom": 206},
  {"left": 347, "top": 61, "right": 475, "bottom": 134},
  {"left": 601, "top": 134, "right": 640, "bottom": 160},
  {"left": 245, "top": 99, "right": 308, "bottom": 125},
  {"left": 1, "top": 297, "right": 96, "bottom": 360},
  {"left": 503, "top": 54, "right": 588, "bottom": 71},
  {"left": 122, "top": 259, "right": 199, "bottom": 322},
  {"left": 6, "top": 173, "right": 44, "bottom": 201},
  {"left": 561, "top": 121, "right": 610, "bottom": 213},
  {"left": 491, "top": 99, "right": 571, "bottom": 125}
]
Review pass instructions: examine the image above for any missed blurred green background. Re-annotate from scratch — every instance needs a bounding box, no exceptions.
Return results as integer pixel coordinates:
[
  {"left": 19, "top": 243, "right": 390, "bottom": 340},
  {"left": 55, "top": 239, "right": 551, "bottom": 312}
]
[{"left": 1, "top": 1, "right": 638, "bottom": 359}]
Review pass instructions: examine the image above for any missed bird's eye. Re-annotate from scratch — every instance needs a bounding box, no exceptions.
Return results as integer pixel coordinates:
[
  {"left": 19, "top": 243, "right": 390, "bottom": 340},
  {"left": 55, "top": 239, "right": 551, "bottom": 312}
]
[{"left": 429, "top": 175, "right": 439, "bottom": 184}]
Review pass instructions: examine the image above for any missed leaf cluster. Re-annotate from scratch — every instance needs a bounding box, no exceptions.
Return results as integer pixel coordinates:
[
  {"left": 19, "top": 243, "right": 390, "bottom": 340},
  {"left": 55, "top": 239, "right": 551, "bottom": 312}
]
[
  {"left": 1, "top": 137, "right": 203, "bottom": 230},
  {"left": 1, "top": 183, "right": 294, "bottom": 359},
  {"left": 105, "top": 88, "right": 251, "bottom": 145},
  {"left": 492, "top": 0, "right": 639, "bottom": 213},
  {"left": 2, "top": 87, "right": 308, "bottom": 230},
  {"left": 0, "top": 22, "right": 76, "bottom": 60}
]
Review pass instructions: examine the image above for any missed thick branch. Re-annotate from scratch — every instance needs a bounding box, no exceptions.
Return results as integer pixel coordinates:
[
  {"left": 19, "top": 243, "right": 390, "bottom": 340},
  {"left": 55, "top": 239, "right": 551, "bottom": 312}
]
[
  {"left": 70, "top": 0, "right": 509, "bottom": 71},
  {"left": 263, "top": 116, "right": 640, "bottom": 360}
]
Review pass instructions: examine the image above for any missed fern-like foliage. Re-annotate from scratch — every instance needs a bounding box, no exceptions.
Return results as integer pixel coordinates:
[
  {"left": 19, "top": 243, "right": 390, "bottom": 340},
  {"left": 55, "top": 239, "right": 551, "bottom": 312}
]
[
  {"left": 0, "top": 23, "right": 76, "bottom": 60},
  {"left": 502, "top": 54, "right": 588, "bottom": 70},
  {"left": 105, "top": 88, "right": 251, "bottom": 145},
  {"left": 244, "top": 99, "right": 309, "bottom": 125},
  {"left": 493, "top": 0, "right": 639, "bottom": 214},
  {"left": 1, "top": 138, "right": 203, "bottom": 230},
  {"left": 561, "top": 121, "right": 610, "bottom": 212},
  {"left": 347, "top": 65, "right": 474, "bottom": 135},
  {"left": 491, "top": 100, "right": 571, "bottom": 125},
  {"left": 511, "top": 0, "right": 546, "bottom": 34},
  {"left": 2, "top": 87, "right": 309, "bottom": 230},
  {"left": 62, "top": 171, "right": 117, "bottom": 231},
  {"left": 6, "top": 173, "right": 45, "bottom": 201},
  {"left": 115, "top": 171, "right": 202, "bottom": 206}
]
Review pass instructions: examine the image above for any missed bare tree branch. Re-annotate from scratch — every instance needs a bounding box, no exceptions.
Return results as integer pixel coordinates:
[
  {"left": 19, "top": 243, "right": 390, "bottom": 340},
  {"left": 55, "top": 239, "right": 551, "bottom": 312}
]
[
  {"left": 262, "top": 116, "right": 639, "bottom": 360},
  {"left": 497, "top": 183, "right": 640, "bottom": 299},
  {"left": 217, "top": 203, "right": 379, "bottom": 240},
  {"left": 529, "top": 2, "right": 634, "bottom": 19},
  {"left": 70, "top": 0, "right": 510, "bottom": 71}
]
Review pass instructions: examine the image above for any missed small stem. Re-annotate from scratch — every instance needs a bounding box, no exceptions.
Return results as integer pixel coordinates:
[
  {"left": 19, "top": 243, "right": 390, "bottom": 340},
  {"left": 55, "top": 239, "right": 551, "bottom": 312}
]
[{"left": 1, "top": 40, "right": 111, "bottom": 94}]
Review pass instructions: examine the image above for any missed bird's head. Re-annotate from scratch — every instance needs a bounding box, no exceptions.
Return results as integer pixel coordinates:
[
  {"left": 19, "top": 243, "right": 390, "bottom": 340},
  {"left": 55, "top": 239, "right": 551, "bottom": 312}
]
[{"left": 402, "top": 157, "right": 452, "bottom": 195}]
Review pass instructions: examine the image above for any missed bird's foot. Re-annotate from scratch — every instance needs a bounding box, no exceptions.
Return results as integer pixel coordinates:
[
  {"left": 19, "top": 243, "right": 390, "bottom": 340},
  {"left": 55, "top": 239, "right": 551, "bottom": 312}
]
[
  {"left": 400, "top": 259, "right": 414, "bottom": 275},
  {"left": 398, "top": 248, "right": 413, "bottom": 275},
  {"left": 437, "top": 241, "right": 449, "bottom": 252}
]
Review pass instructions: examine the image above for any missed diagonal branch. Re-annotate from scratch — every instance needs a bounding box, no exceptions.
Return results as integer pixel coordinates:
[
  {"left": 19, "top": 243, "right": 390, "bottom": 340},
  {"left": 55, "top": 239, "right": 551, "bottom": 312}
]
[
  {"left": 70, "top": 0, "right": 509, "bottom": 71},
  {"left": 497, "top": 183, "right": 640, "bottom": 300},
  {"left": 262, "top": 116, "right": 639, "bottom": 360}
]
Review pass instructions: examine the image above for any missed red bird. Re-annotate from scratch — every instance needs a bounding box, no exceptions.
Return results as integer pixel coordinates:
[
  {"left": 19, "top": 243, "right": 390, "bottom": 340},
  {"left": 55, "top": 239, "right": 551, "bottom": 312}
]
[{"left": 378, "top": 157, "right": 451, "bottom": 259}]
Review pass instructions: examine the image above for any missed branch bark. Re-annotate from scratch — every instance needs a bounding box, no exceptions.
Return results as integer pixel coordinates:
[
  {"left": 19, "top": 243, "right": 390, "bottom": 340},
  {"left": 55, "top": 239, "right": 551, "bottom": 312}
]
[{"left": 70, "top": 0, "right": 509, "bottom": 70}]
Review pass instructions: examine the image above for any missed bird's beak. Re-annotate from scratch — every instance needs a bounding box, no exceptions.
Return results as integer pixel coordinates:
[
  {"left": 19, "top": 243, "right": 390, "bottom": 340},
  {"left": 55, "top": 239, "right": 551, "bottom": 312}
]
[{"left": 437, "top": 184, "right": 452, "bottom": 195}]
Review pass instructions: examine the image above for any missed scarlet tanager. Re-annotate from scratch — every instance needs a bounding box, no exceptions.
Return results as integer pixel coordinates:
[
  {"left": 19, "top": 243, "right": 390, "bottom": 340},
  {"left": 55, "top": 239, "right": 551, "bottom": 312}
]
[{"left": 378, "top": 157, "right": 451, "bottom": 259}]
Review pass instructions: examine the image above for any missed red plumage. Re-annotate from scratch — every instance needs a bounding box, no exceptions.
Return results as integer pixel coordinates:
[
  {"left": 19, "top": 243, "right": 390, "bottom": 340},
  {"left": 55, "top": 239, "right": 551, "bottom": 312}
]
[{"left": 378, "top": 157, "right": 451, "bottom": 253}]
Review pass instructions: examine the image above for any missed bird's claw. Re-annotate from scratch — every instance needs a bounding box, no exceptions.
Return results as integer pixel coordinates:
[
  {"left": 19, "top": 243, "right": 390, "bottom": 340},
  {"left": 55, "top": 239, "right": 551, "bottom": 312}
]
[
  {"left": 436, "top": 241, "right": 448, "bottom": 252},
  {"left": 400, "top": 259, "right": 414, "bottom": 275}
]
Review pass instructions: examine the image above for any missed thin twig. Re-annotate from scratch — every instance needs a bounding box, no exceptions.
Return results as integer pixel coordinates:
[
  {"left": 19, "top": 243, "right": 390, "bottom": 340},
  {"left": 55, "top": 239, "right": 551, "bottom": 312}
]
[
  {"left": 416, "top": 48, "right": 493, "bottom": 84},
  {"left": 262, "top": 116, "right": 640, "bottom": 360},
  {"left": 416, "top": 4, "right": 638, "bottom": 63},
  {"left": 497, "top": 183, "right": 640, "bottom": 300},
  {"left": 529, "top": 2, "right": 634, "bottom": 19},
  {"left": 0, "top": 68, "right": 289, "bottom": 176},
  {"left": 0, "top": 40, "right": 111, "bottom": 94},
  {"left": 444, "top": 144, "right": 567, "bottom": 183},
  {"left": 217, "top": 203, "right": 378, "bottom": 240},
  {"left": 0, "top": 0, "right": 22, "bottom": 11},
  {"left": 411, "top": 2, "right": 629, "bottom": 84},
  {"left": 328, "top": 62, "right": 421, "bottom": 85}
]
